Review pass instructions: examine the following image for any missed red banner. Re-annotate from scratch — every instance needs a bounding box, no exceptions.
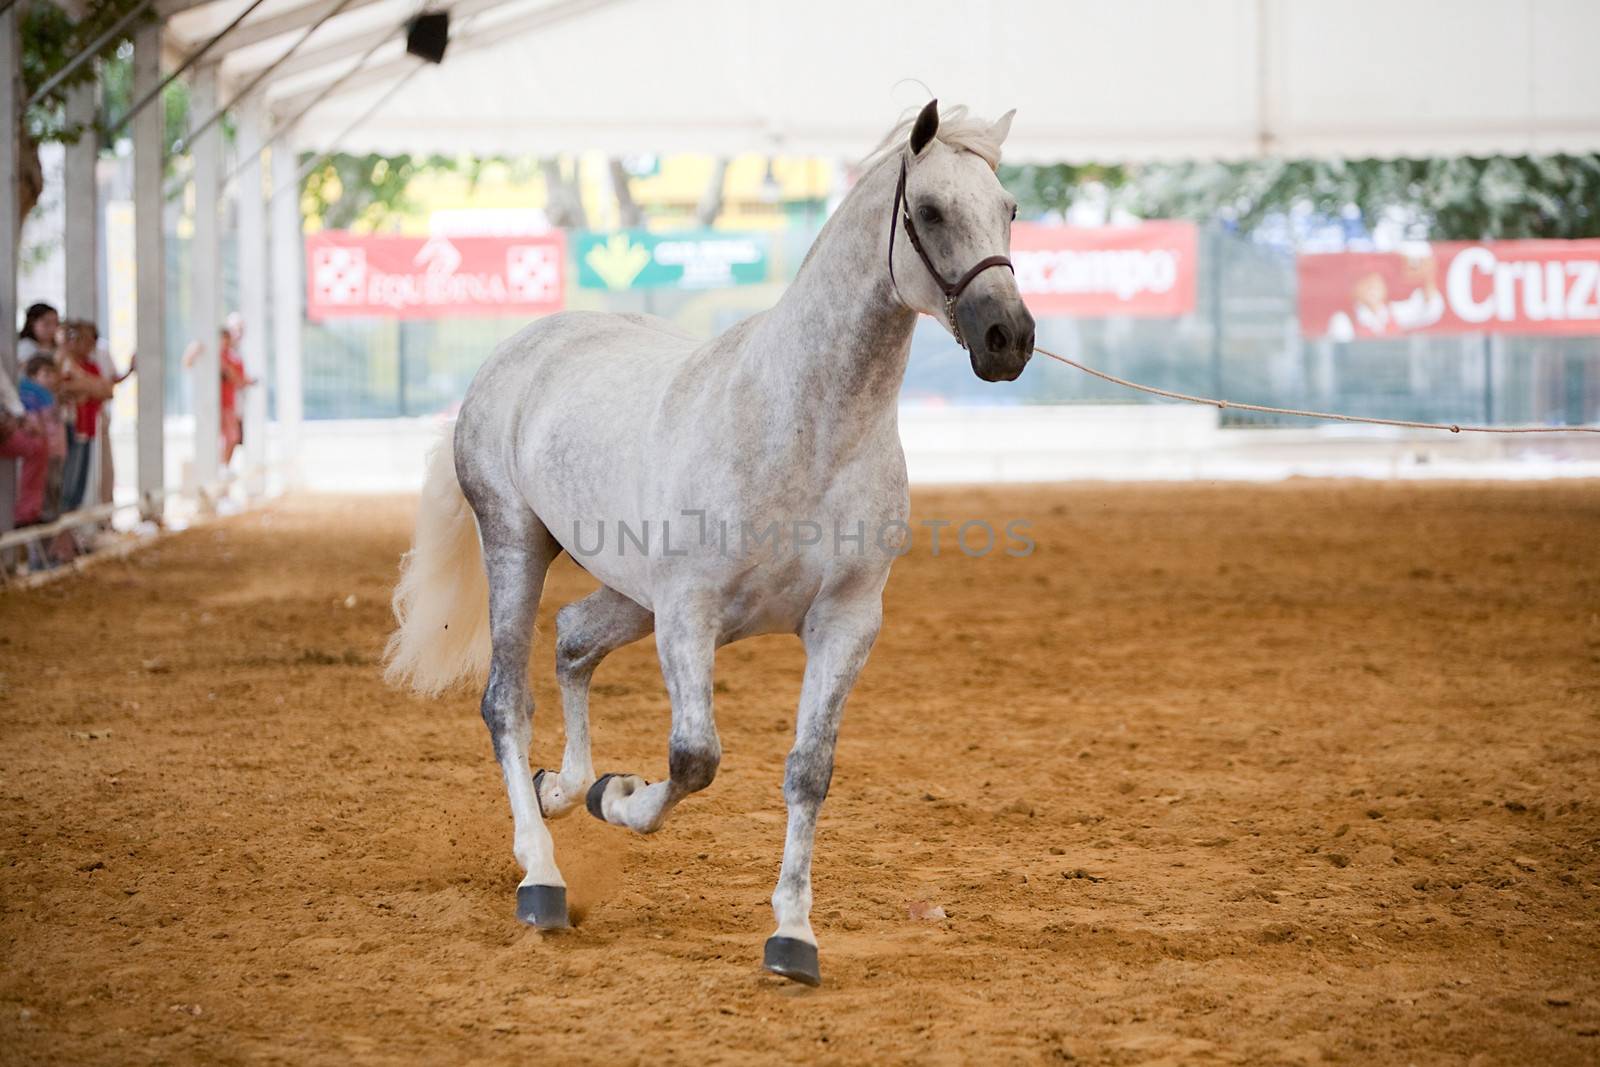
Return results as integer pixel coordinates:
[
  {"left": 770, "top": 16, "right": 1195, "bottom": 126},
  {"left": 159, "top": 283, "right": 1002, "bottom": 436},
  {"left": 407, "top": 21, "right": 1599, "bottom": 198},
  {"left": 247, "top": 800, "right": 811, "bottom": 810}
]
[
  {"left": 1298, "top": 240, "right": 1600, "bottom": 339},
  {"left": 1010, "top": 221, "right": 1198, "bottom": 318},
  {"left": 306, "top": 232, "right": 565, "bottom": 320}
]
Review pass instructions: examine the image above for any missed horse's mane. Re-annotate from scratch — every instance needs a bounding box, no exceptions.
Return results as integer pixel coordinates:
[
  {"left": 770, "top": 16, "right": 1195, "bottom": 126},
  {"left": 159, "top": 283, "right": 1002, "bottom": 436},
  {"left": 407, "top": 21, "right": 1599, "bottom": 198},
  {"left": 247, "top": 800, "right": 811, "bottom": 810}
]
[
  {"left": 792, "top": 103, "right": 1006, "bottom": 276},
  {"left": 859, "top": 104, "right": 1006, "bottom": 173}
]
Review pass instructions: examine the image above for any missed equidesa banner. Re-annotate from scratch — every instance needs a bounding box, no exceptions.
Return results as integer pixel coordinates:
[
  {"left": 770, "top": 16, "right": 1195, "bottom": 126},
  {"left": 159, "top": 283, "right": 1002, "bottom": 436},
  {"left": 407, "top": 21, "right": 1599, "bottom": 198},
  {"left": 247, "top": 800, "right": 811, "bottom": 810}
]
[
  {"left": 305, "top": 232, "right": 565, "bottom": 320},
  {"left": 1010, "top": 221, "right": 1198, "bottom": 317},
  {"left": 1298, "top": 240, "right": 1600, "bottom": 339}
]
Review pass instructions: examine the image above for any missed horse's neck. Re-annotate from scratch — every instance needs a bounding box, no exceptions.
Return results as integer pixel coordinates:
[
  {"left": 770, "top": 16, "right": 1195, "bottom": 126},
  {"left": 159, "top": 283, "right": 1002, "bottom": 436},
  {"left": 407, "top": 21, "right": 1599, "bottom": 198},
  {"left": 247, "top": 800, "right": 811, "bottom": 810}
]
[{"left": 747, "top": 160, "right": 918, "bottom": 424}]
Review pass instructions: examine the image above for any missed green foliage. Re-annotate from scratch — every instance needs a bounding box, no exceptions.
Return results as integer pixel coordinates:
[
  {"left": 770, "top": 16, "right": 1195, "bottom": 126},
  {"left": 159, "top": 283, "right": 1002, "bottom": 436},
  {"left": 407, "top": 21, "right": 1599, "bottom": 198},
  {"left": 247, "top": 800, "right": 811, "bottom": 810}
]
[
  {"left": 999, "top": 162, "right": 1128, "bottom": 219},
  {"left": 300, "top": 153, "right": 461, "bottom": 231},
  {"left": 1415, "top": 155, "right": 1600, "bottom": 240},
  {"left": 21, "top": 0, "right": 154, "bottom": 143},
  {"left": 1001, "top": 156, "right": 1600, "bottom": 241},
  {"left": 97, "top": 48, "right": 192, "bottom": 162}
]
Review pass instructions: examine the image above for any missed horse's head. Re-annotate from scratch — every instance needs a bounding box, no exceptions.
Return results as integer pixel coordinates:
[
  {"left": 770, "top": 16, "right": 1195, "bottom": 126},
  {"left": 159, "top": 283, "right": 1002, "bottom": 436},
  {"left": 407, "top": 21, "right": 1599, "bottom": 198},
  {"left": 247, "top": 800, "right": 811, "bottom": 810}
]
[{"left": 891, "top": 100, "right": 1034, "bottom": 382}]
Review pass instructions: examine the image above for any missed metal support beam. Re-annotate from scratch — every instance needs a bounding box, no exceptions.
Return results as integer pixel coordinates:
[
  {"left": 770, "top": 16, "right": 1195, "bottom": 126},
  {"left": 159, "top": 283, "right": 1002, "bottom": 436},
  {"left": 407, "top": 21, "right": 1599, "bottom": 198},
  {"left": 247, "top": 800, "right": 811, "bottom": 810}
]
[
  {"left": 268, "top": 0, "right": 625, "bottom": 114},
  {"left": 25, "top": 0, "right": 154, "bottom": 109},
  {"left": 269, "top": 135, "right": 303, "bottom": 485},
  {"left": 215, "top": 0, "right": 388, "bottom": 53},
  {"left": 189, "top": 62, "right": 221, "bottom": 490},
  {"left": 154, "top": 0, "right": 228, "bottom": 15},
  {"left": 168, "top": 0, "right": 355, "bottom": 160},
  {"left": 238, "top": 0, "right": 517, "bottom": 85},
  {"left": 1, "top": 4, "right": 19, "bottom": 537},
  {"left": 134, "top": 19, "right": 166, "bottom": 520},
  {"left": 108, "top": 0, "right": 268, "bottom": 139},
  {"left": 235, "top": 97, "right": 269, "bottom": 490},
  {"left": 63, "top": 79, "right": 99, "bottom": 320},
  {"left": 216, "top": 29, "right": 388, "bottom": 195}
]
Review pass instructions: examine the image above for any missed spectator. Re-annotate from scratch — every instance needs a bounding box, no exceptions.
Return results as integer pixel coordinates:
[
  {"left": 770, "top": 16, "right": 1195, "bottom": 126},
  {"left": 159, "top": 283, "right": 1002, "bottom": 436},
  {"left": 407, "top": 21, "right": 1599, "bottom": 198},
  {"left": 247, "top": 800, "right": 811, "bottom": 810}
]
[
  {"left": 184, "top": 314, "right": 257, "bottom": 466},
  {"left": 21, "top": 355, "right": 70, "bottom": 523},
  {"left": 57, "top": 320, "right": 113, "bottom": 514},
  {"left": 220, "top": 315, "right": 256, "bottom": 465},
  {"left": 17, "top": 303, "right": 58, "bottom": 363},
  {"left": 0, "top": 361, "right": 47, "bottom": 528}
]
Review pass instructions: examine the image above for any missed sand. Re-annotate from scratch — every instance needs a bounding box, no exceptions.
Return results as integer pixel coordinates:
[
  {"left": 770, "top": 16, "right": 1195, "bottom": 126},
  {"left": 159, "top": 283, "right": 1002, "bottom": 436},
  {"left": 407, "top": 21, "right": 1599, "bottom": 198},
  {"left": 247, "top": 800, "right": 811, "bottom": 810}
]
[{"left": 2, "top": 482, "right": 1597, "bottom": 1065}]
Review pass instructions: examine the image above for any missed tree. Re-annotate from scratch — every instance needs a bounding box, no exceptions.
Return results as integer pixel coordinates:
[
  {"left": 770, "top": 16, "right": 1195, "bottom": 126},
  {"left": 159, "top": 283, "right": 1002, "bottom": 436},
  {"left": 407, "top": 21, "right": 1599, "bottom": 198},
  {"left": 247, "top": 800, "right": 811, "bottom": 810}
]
[
  {"left": 16, "top": 0, "right": 157, "bottom": 234},
  {"left": 299, "top": 153, "right": 458, "bottom": 231}
]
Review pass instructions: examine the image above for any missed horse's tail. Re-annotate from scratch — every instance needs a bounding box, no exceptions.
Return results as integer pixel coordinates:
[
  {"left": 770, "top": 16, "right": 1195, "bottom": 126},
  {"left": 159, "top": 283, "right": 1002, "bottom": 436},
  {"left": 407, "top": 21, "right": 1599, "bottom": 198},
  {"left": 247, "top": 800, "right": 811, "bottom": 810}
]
[{"left": 383, "top": 431, "right": 491, "bottom": 696}]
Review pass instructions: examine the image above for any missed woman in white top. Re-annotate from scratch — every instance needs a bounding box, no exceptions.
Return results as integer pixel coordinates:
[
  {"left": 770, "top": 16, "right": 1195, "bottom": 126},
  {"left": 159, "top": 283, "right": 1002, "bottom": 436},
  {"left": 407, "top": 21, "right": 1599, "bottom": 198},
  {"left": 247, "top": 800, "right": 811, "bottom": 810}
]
[{"left": 17, "top": 303, "right": 59, "bottom": 363}]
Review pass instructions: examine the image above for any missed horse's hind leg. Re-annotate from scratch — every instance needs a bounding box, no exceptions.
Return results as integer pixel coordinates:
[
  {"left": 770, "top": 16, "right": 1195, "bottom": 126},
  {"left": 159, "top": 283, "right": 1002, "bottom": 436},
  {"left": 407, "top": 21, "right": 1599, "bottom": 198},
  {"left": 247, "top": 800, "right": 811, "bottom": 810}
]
[
  {"left": 587, "top": 600, "right": 719, "bottom": 834},
  {"left": 533, "top": 586, "right": 654, "bottom": 819},
  {"left": 473, "top": 500, "right": 566, "bottom": 927}
]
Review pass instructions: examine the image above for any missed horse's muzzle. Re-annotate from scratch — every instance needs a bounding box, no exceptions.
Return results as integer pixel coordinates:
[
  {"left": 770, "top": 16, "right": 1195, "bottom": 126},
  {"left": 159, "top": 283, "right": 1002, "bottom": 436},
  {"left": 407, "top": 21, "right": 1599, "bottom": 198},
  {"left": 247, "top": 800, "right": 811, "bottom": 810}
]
[{"left": 958, "top": 290, "right": 1035, "bottom": 382}]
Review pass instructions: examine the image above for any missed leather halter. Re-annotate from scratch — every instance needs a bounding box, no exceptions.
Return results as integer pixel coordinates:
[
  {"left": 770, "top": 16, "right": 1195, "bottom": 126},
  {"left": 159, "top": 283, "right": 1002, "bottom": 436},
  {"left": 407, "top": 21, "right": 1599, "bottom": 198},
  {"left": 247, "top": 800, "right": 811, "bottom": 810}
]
[{"left": 888, "top": 153, "right": 1015, "bottom": 350}]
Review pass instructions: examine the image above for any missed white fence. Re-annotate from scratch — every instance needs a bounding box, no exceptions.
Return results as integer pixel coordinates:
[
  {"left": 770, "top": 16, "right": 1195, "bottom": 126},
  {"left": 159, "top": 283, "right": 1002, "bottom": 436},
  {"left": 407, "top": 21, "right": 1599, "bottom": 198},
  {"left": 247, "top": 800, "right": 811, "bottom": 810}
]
[{"left": 108, "top": 409, "right": 1600, "bottom": 497}]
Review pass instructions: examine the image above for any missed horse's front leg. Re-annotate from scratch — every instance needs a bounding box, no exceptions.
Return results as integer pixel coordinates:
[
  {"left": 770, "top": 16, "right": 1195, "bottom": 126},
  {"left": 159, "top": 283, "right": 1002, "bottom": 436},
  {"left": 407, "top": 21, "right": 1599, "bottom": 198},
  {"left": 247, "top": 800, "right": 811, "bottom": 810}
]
[{"left": 763, "top": 596, "right": 882, "bottom": 987}]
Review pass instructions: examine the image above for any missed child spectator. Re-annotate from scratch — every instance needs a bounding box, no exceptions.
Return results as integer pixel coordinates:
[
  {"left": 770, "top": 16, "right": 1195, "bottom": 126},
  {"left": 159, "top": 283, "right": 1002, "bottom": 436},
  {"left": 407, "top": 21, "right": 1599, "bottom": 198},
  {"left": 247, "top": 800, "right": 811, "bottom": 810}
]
[{"left": 57, "top": 320, "right": 113, "bottom": 514}]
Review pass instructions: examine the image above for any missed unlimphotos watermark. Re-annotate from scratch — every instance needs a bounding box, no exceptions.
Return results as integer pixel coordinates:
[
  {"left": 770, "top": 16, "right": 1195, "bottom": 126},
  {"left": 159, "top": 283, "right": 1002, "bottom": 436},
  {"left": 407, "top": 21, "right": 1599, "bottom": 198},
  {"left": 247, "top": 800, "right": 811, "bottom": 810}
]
[{"left": 567, "top": 510, "right": 1034, "bottom": 560}]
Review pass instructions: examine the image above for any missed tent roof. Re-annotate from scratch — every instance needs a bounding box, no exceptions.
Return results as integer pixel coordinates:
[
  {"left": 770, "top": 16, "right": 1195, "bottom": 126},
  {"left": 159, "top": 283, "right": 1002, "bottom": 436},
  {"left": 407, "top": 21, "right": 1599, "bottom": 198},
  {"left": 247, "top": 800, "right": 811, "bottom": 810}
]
[{"left": 166, "top": 0, "right": 1600, "bottom": 162}]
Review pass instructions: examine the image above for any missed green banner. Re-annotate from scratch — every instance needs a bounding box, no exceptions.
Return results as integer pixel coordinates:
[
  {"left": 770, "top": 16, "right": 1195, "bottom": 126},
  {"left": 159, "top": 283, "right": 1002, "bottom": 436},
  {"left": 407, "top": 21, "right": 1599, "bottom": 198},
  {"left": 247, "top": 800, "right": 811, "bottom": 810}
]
[{"left": 575, "top": 230, "right": 770, "bottom": 291}]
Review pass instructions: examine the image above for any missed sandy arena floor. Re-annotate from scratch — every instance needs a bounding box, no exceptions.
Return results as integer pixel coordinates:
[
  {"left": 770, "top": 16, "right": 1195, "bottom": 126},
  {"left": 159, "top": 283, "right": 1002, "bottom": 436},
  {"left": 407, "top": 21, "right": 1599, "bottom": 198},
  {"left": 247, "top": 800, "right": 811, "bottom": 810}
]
[{"left": 2, "top": 483, "right": 1598, "bottom": 1065}]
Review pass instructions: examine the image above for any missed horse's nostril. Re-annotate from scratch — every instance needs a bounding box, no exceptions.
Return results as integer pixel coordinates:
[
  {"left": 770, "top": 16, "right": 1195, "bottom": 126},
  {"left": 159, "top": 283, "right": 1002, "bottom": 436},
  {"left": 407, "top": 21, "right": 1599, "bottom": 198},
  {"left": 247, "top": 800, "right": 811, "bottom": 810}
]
[
  {"left": 985, "top": 324, "right": 1012, "bottom": 354},
  {"left": 1021, "top": 326, "right": 1036, "bottom": 355}
]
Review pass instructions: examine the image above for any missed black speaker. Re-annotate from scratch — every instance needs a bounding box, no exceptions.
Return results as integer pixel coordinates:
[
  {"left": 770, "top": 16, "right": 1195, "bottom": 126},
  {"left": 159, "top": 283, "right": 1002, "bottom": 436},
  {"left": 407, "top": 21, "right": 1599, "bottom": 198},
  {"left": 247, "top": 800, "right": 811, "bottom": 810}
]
[{"left": 406, "top": 11, "right": 450, "bottom": 64}]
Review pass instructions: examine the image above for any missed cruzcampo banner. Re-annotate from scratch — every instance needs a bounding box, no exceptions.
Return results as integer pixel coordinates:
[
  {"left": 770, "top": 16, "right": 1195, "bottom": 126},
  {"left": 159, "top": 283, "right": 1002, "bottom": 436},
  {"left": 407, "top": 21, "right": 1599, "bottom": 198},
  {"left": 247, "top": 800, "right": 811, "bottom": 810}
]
[
  {"left": 1010, "top": 221, "right": 1199, "bottom": 318},
  {"left": 575, "top": 230, "right": 770, "bottom": 291},
  {"left": 1298, "top": 240, "right": 1600, "bottom": 339}
]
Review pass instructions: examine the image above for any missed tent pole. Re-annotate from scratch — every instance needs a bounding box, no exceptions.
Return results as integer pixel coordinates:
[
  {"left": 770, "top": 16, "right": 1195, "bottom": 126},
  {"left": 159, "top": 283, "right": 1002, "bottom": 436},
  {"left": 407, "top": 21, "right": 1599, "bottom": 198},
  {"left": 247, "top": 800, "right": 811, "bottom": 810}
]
[
  {"left": 235, "top": 96, "right": 270, "bottom": 494},
  {"left": 189, "top": 61, "right": 221, "bottom": 495},
  {"left": 0, "top": 4, "right": 19, "bottom": 543},
  {"left": 65, "top": 76, "right": 105, "bottom": 509},
  {"left": 133, "top": 17, "right": 166, "bottom": 521},
  {"left": 269, "top": 133, "right": 304, "bottom": 487},
  {"left": 63, "top": 79, "right": 99, "bottom": 321}
]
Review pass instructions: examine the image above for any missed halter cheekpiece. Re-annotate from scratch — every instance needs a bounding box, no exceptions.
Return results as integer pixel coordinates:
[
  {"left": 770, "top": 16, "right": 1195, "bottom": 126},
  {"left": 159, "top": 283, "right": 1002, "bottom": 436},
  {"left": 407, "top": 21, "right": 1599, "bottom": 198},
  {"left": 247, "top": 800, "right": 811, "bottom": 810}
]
[{"left": 888, "top": 153, "right": 1015, "bottom": 350}]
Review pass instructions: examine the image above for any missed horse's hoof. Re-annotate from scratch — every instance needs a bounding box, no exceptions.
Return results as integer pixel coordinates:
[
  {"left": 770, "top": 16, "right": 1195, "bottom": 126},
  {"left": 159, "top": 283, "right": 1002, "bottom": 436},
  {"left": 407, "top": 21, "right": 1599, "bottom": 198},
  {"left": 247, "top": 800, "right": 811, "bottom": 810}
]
[
  {"left": 762, "top": 936, "right": 821, "bottom": 987},
  {"left": 515, "top": 884, "right": 569, "bottom": 929},
  {"left": 533, "top": 768, "right": 550, "bottom": 818},
  {"left": 585, "top": 774, "right": 618, "bottom": 821}
]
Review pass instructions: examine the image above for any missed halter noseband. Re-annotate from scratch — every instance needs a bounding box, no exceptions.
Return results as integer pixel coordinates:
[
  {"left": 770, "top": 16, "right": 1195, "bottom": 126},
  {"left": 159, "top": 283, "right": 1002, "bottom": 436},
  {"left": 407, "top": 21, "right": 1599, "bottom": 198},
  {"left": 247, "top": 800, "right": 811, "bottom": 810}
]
[{"left": 888, "top": 153, "right": 1015, "bottom": 350}]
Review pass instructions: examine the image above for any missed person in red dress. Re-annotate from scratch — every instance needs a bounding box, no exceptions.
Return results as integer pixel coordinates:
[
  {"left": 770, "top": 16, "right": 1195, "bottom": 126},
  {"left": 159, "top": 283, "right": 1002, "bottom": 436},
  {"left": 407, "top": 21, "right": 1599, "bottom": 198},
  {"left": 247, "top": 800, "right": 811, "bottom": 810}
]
[
  {"left": 184, "top": 313, "right": 258, "bottom": 466},
  {"left": 219, "top": 317, "right": 255, "bottom": 465},
  {"left": 0, "top": 363, "right": 48, "bottom": 527}
]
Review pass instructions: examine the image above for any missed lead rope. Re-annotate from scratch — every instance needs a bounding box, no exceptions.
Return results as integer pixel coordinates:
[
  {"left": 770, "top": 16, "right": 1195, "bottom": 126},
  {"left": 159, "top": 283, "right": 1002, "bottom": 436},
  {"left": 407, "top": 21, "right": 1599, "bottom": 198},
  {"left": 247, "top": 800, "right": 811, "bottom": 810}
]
[{"left": 1031, "top": 345, "right": 1600, "bottom": 434}]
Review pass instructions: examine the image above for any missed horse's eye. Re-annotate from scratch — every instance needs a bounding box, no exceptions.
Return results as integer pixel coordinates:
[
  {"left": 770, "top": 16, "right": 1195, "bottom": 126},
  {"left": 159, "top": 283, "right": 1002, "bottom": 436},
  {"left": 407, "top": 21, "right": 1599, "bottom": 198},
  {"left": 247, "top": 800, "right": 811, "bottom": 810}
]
[
  {"left": 917, "top": 204, "right": 942, "bottom": 225},
  {"left": 1010, "top": 205, "right": 1018, "bottom": 221}
]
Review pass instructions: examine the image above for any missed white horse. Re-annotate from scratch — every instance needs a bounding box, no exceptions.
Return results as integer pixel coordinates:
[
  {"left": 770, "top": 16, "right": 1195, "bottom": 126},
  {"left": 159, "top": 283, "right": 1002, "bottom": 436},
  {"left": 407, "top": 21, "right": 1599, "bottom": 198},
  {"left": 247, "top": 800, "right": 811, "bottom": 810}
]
[{"left": 385, "top": 100, "right": 1034, "bottom": 986}]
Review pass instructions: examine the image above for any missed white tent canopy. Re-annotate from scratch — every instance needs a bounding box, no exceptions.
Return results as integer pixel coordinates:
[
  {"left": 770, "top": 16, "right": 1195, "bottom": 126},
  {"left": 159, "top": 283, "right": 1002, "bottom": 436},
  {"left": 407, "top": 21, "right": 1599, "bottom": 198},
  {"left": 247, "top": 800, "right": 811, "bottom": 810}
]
[
  {"left": 9, "top": 0, "right": 1600, "bottom": 533},
  {"left": 164, "top": 0, "right": 1600, "bottom": 163}
]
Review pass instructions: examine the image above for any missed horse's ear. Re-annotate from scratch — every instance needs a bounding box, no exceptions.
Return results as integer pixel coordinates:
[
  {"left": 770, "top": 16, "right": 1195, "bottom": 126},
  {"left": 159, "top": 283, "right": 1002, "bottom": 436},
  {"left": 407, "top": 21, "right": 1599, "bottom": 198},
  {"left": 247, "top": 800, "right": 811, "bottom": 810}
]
[
  {"left": 989, "top": 108, "right": 1016, "bottom": 146},
  {"left": 909, "top": 99, "right": 939, "bottom": 156}
]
